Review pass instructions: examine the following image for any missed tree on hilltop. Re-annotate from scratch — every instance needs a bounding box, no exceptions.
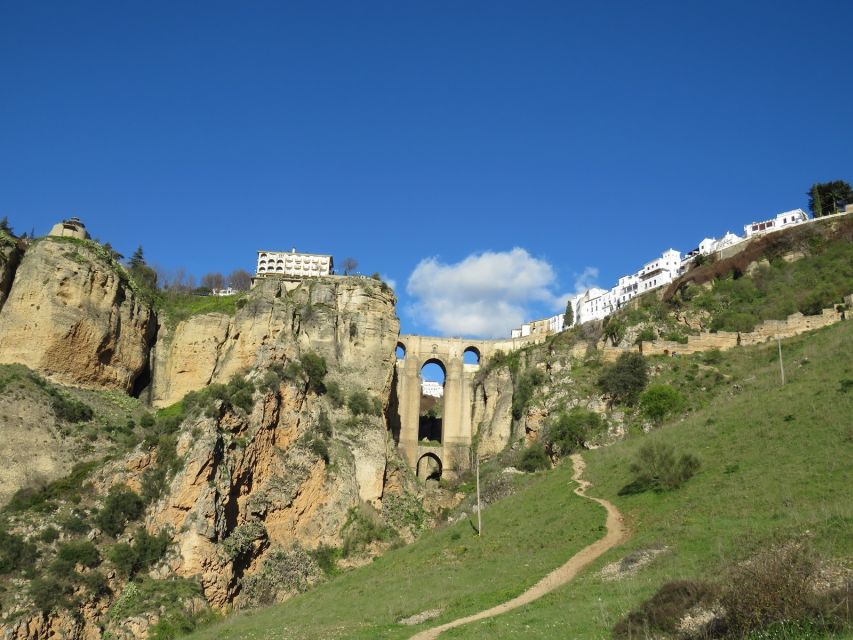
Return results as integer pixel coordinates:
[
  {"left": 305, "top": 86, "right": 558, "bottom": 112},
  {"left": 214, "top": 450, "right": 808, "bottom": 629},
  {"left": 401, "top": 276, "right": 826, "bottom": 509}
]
[
  {"left": 201, "top": 272, "right": 226, "bottom": 292},
  {"left": 228, "top": 269, "right": 252, "bottom": 291},
  {"left": 808, "top": 180, "right": 853, "bottom": 217},
  {"left": 127, "top": 246, "right": 157, "bottom": 291},
  {"left": 341, "top": 257, "right": 358, "bottom": 275},
  {"left": 0, "top": 217, "right": 13, "bottom": 235}
]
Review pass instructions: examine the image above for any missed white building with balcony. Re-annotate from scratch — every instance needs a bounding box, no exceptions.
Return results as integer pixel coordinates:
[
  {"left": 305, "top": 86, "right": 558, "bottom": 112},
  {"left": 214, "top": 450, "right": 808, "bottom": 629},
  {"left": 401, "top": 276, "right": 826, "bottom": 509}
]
[
  {"left": 256, "top": 249, "right": 334, "bottom": 279},
  {"left": 743, "top": 209, "right": 808, "bottom": 238},
  {"left": 421, "top": 381, "right": 444, "bottom": 398}
]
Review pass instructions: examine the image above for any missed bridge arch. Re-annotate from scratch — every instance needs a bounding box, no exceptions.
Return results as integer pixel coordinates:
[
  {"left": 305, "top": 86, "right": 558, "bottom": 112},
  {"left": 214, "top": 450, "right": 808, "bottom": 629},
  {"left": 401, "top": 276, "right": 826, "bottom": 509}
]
[
  {"left": 463, "top": 346, "right": 481, "bottom": 365},
  {"left": 396, "top": 341, "right": 407, "bottom": 360},
  {"left": 394, "top": 333, "right": 534, "bottom": 479},
  {"left": 416, "top": 452, "right": 442, "bottom": 481}
]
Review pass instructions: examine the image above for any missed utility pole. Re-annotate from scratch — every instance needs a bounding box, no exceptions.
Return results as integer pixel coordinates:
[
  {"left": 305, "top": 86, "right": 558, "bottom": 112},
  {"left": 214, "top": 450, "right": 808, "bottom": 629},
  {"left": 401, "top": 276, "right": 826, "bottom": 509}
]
[{"left": 777, "top": 336, "right": 785, "bottom": 386}]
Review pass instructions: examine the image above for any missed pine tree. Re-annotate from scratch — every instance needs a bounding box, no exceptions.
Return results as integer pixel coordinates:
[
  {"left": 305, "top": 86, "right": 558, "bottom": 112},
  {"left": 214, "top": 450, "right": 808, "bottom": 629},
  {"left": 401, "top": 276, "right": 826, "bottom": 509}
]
[{"left": 129, "top": 246, "right": 145, "bottom": 269}]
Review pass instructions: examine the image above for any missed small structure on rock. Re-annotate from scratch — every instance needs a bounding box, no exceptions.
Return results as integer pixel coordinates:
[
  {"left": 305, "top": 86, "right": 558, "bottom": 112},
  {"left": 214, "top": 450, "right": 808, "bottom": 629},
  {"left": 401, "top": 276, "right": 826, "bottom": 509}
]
[{"left": 48, "top": 216, "right": 89, "bottom": 240}]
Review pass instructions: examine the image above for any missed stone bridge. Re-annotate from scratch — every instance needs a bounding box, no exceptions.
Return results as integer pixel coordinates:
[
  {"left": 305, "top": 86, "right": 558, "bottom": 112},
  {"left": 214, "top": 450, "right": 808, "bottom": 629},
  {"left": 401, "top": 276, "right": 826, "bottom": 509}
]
[{"left": 393, "top": 333, "right": 542, "bottom": 480}]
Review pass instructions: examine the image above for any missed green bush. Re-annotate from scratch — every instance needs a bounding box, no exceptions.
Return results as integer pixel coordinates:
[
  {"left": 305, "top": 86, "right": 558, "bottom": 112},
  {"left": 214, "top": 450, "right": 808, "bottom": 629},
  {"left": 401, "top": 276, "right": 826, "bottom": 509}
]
[
  {"left": 341, "top": 504, "right": 396, "bottom": 557},
  {"left": 4, "top": 460, "right": 99, "bottom": 513},
  {"left": 0, "top": 528, "right": 39, "bottom": 574},
  {"left": 515, "top": 441, "right": 551, "bottom": 472},
  {"left": 221, "top": 522, "right": 266, "bottom": 560},
  {"left": 543, "top": 408, "right": 603, "bottom": 458},
  {"left": 108, "top": 528, "right": 170, "bottom": 577},
  {"left": 96, "top": 485, "right": 145, "bottom": 537},
  {"left": 52, "top": 394, "right": 94, "bottom": 422},
  {"left": 325, "top": 381, "right": 344, "bottom": 407},
  {"left": 39, "top": 526, "right": 60, "bottom": 543},
  {"left": 240, "top": 546, "right": 322, "bottom": 607},
  {"left": 140, "top": 413, "right": 156, "bottom": 429},
  {"left": 56, "top": 539, "right": 100, "bottom": 568},
  {"left": 141, "top": 433, "right": 181, "bottom": 504},
  {"left": 308, "top": 436, "right": 330, "bottom": 463},
  {"left": 29, "top": 577, "right": 72, "bottom": 613},
  {"left": 624, "top": 441, "right": 700, "bottom": 493},
  {"left": 300, "top": 352, "right": 328, "bottom": 394},
  {"left": 613, "top": 580, "right": 718, "bottom": 638},
  {"left": 639, "top": 384, "right": 686, "bottom": 424},
  {"left": 598, "top": 352, "right": 649, "bottom": 405},
  {"left": 83, "top": 570, "right": 111, "bottom": 597},
  {"left": 347, "top": 390, "right": 373, "bottom": 416},
  {"left": 59, "top": 513, "right": 90, "bottom": 535},
  {"left": 512, "top": 367, "right": 545, "bottom": 420}
]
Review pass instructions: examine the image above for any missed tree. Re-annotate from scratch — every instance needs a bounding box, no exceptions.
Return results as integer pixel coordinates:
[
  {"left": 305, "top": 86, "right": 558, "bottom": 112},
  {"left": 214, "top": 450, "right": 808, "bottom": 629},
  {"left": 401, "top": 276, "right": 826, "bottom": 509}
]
[
  {"left": 639, "top": 384, "right": 686, "bottom": 424},
  {"left": 543, "top": 407, "right": 602, "bottom": 458},
  {"left": 228, "top": 268, "right": 252, "bottom": 291},
  {"left": 201, "top": 272, "right": 226, "bottom": 291},
  {"left": 102, "top": 242, "right": 123, "bottom": 261},
  {"left": 341, "top": 257, "right": 358, "bottom": 275},
  {"left": 0, "top": 217, "right": 12, "bottom": 235},
  {"left": 563, "top": 300, "right": 574, "bottom": 328},
  {"left": 603, "top": 316, "right": 627, "bottom": 346},
  {"left": 598, "top": 351, "right": 648, "bottom": 405},
  {"left": 128, "top": 246, "right": 145, "bottom": 269},
  {"left": 807, "top": 180, "right": 853, "bottom": 217}
]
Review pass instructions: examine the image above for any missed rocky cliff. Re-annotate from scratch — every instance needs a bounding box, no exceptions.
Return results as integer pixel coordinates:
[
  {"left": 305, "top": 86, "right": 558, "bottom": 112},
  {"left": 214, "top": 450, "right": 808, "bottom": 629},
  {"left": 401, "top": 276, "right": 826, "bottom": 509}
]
[
  {"left": 0, "top": 234, "right": 23, "bottom": 312},
  {"left": 0, "top": 259, "right": 431, "bottom": 639},
  {"left": 0, "top": 238, "right": 156, "bottom": 393},
  {"left": 150, "top": 276, "right": 398, "bottom": 408}
]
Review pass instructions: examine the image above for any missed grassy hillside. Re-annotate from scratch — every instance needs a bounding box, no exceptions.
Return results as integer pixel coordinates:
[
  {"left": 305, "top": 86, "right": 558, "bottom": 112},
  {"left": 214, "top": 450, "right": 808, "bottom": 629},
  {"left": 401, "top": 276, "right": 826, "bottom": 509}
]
[{"left": 189, "top": 319, "right": 853, "bottom": 640}]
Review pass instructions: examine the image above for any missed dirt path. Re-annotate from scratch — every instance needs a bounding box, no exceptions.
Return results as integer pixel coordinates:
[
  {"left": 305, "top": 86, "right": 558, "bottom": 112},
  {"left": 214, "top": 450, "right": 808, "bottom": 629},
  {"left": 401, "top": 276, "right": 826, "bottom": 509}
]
[{"left": 409, "top": 453, "right": 628, "bottom": 640}]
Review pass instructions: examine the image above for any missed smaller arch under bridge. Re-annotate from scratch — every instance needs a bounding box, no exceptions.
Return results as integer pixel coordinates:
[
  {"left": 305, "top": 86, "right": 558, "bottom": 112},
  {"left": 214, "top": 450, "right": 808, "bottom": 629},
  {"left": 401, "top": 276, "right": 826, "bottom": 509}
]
[{"left": 395, "top": 334, "right": 539, "bottom": 479}]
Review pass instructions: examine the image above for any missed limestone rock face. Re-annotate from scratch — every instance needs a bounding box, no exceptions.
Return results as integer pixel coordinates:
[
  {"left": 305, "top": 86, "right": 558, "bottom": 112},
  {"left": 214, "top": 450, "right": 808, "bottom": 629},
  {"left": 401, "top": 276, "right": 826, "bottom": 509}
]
[
  {"left": 0, "top": 237, "right": 23, "bottom": 311},
  {"left": 0, "top": 238, "right": 156, "bottom": 392},
  {"left": 151, "top": 276, "right": 398, "bottom": 407},
  {"left": 471, "top": 367, "right": 516, "bottom": 458}
]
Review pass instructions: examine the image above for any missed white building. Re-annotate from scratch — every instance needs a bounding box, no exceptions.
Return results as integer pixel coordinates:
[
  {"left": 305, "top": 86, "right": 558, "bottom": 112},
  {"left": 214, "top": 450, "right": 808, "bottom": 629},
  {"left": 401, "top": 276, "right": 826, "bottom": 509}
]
[
  {"left": 49, "top": 217, "right": 89, "bottom": 240},
  {"left": 421, "top": 381, "right": 444, "bottom": 398},
  {"left": 212, "top": 287, "right": 236, "bottom": 297},
  {"left": 256, "top": 249, "right": 334, "bottom": 279},
  {"left": 743, "top": 209, "right": 808, "bottom": 238}
]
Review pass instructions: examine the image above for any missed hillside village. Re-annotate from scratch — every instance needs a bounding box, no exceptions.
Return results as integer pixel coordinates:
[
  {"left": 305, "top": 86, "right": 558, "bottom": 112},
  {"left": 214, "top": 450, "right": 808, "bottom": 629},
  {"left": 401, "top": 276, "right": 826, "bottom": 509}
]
[{"left": 512, "top": 205, "right": 852, "bottom": 338}]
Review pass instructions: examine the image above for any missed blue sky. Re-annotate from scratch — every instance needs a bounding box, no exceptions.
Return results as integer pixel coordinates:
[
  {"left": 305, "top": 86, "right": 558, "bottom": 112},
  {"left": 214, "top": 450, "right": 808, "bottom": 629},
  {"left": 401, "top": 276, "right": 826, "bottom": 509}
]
[{"left": 1, "top": 1, "right": 851, "bottom": 338}]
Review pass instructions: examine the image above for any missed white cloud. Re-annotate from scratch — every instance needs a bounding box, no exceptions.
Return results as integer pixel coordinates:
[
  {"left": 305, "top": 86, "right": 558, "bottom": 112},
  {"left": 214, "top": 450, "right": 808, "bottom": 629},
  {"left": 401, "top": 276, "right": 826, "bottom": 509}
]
[
  {"left": 550, "top": 266, "right": 601, "bottom": 312},
  {"left": 406, "top": 248, "right": 564, "bottom": 338}
]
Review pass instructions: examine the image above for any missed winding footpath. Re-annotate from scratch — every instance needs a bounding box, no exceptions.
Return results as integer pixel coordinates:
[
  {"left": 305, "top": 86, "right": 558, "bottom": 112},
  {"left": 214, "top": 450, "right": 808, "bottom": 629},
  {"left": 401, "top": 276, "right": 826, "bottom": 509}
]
[{"left": 409, "top": 453, "right": 629, "bottom": 640}]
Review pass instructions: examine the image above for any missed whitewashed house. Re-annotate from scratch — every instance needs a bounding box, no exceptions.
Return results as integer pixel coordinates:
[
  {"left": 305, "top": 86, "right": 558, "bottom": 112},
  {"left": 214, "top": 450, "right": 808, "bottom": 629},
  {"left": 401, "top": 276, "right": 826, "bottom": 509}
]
[{"left": 743, "top": 209, "right": 808, "bottom": 238}]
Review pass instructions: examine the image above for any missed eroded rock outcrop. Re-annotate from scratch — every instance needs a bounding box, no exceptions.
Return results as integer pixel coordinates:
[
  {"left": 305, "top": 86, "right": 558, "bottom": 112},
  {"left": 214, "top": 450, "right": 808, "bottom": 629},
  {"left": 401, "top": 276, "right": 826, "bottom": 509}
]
[
  {"left": 0, "top": 235, "right": 23, "bottom": 312},
  {"left": 471, "top": 367, "right": 516, "bottom": 457},
  {"left": 0, "top": 238, "right": 156, "bottom": 393},
  {"left": 151, "top": 276, "right": 398, "bottom": 407}
]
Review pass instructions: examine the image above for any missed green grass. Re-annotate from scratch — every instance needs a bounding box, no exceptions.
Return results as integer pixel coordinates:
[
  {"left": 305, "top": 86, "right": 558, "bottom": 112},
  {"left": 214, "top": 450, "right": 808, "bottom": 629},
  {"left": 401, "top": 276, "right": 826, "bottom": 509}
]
[
  {"left": 188, "top": 463, "right": 604, "bottom": 639},
  {"left": 443, "top": 320, "right": 853, "bottom": 639},
  {"left": 157, "top": 290, "right": 246, "bottom": 328},
  {"left": 192, "top": 320, "right": 851, "bottom": 640}
]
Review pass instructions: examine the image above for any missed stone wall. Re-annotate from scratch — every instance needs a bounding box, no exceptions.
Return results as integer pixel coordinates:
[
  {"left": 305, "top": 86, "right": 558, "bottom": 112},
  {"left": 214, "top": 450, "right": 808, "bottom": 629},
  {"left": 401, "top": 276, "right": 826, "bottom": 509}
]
[{"left": 601, "top": 301, "right": 848, "bottom": 362}]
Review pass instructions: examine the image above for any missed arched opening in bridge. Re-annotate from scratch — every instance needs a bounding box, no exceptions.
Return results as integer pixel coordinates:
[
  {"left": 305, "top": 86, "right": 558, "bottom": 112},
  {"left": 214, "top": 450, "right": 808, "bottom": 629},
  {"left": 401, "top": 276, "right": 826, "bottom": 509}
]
[
  {"left": 395, "top": 342, "right": 406, "bottom": 360},
  {"left": 416, "top": 452, "right": 442, "bottom": 481},
  {"left": 463, "top": 346, "right": 481, "bottom": 365},
  {"left": 419, "top": 359, "right": 445, "bottom": 444}
]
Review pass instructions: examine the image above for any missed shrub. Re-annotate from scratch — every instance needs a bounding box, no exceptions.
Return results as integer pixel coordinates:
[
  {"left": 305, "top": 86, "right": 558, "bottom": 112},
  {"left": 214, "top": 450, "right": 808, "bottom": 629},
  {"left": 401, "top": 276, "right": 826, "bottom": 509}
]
[
  {"left": 140, "top": 413, "right": 156, "bottom": 429},
  {"left": 543, "top": 408, "right": 603, "bottom": 458},
  {"left": 39, "top": 526, "right": 60, "bottom": 543},
  {"left": 639, "top": 384, "right": 686, "bottom": 424},
  {"left": 52, "top": 394, "right": 95, "bottom": 422},
  {"left": 96, "top": 485, "right": 145, "bottom": 537},
  {"left": 241, "top": 546, "right": 322, "bottom": 607},
  {"left": 83, "top": 570, "right": 111, "bottom": 597},
  {"left": 56, "top": 539, "right": 100, "bottom": 568},
  {"left": 141, "top": 433, "right": 181, "bottom": 504},
  {"left": 512, "top": 367, "right": 545, "bottom": 420},
  {"left": 613, "top": 580, "right": 718, "bottom": 638},
  {"left": 308, "top": 436, "right": 330, "bottom": 464},
  {"left": 515, "top": 441, "right": 550, "bottom": 472},
  {"left": 109, "top": 528, "right": 170, "bottom": 577},
  {"left": 625, "top": 441, "right": 700, "bottom": 493},
  {"left": 221, "top": 522, "right": 266, "bottom": 561},
  {"left": 598, "top": 352, "right": 649, "bottom": 405},
  {"left": 347, "top": 390, "right": 373, "bottom": 416},
  {"left": 59, "top": 513, "right": 90, "bottom": 535},
  {"left": 325, "top": 381, "right": 344, "bottom": 407},
  {"left": 317, "top": 410, "right": 333, "bottom": 438},
  {"left": 300, "top": 352, "right": 327, "bottom": 394},
  {"left": 341, "top": 504, "right": 395, "bottom": 557},
  {"left": 29, "top": 577, "right": 71, "bottom": 613},
  {"left": 0, "top": 528, "right": 39, "bottom": 574},
  {"left": 720, "top": 543, "right": 851, "bottom": 636}
]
